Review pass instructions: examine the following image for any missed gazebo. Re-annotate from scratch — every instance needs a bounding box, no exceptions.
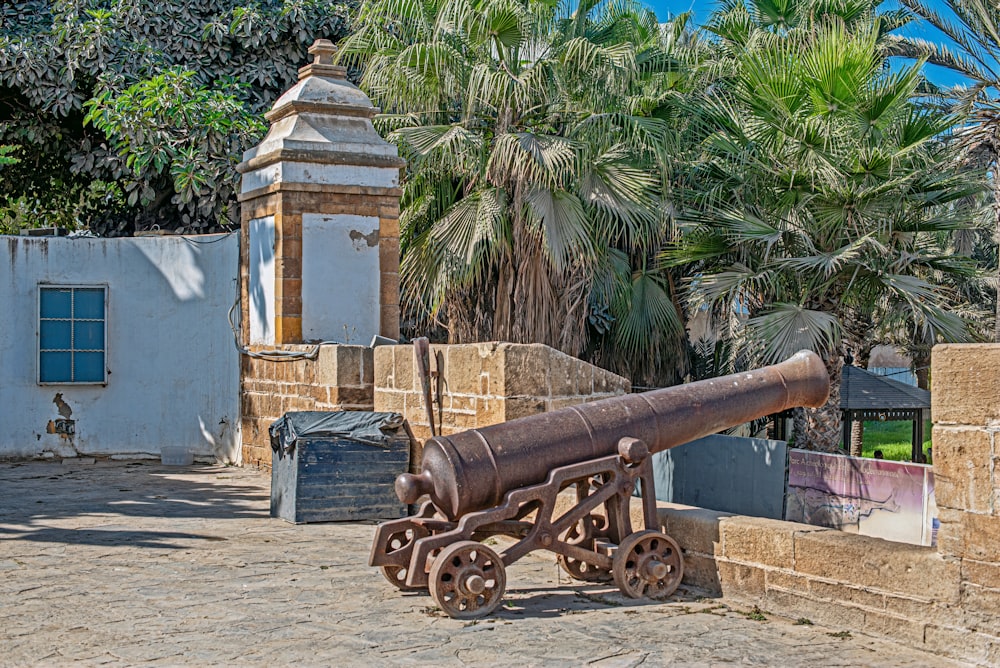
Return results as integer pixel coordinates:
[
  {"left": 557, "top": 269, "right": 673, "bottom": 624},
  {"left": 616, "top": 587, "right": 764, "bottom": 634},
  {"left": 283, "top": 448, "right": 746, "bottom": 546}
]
[{"left": 840, "top": 364, "right": 931, "bottom": 462}]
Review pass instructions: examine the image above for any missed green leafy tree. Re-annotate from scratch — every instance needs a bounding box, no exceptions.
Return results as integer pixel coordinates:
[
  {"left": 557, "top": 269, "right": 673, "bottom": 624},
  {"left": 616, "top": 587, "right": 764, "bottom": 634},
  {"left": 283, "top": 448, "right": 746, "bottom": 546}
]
[
  {"left": 341, "top": 0, "right": 704, "bottom": 383},
  {"left": 0, "top": 1, "right": 350, "bottom": 235},
  {"left": 897, "top": 0, "right": 1000, "bottom": 341},
  {"left": 666, "top": 0, "right": 986, "bottom": 451}
]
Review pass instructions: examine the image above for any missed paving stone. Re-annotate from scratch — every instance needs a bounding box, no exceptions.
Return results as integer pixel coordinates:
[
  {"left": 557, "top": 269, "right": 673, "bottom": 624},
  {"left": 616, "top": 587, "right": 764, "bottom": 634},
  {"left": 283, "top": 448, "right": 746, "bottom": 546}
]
[{"left": 0, "top": 461, "right": 971, "bottom": 667}]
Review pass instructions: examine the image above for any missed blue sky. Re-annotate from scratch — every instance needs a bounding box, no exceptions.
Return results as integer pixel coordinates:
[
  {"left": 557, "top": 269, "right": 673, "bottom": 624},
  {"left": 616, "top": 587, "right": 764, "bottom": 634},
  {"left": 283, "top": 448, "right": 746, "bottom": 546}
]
[{"left": 645, "top": 0, "right": 972, "bottom": 88}]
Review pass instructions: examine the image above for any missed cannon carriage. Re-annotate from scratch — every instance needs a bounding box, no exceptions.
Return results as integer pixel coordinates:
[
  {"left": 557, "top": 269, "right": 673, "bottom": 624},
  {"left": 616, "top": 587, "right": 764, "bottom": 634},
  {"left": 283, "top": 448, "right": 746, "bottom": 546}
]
[{"left": 370, "top": 351, "right": 830, "bottom": 618}]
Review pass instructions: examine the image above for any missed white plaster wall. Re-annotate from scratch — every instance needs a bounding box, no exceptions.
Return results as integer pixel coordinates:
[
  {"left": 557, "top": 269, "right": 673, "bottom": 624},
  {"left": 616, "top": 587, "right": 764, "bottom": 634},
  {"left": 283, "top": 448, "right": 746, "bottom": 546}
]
[
  {"left": 302, "top": 213, "right": 380, "bottom": 344},
  {"left": 0, "top": 234, "right": 241, "bottom": 461},
  {"left": 241, "top": 161, "right": 399, "bottom": 194},
  {"left": 248, "top": 216, "right": 275, "bottom": 345}
]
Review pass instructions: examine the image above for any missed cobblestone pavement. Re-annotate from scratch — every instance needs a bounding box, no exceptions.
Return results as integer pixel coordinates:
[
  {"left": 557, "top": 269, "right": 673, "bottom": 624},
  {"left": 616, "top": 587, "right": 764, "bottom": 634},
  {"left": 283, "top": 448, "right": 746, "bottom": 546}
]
[{"left": 0, "top": 461, "right": 967, "bottom": 667}]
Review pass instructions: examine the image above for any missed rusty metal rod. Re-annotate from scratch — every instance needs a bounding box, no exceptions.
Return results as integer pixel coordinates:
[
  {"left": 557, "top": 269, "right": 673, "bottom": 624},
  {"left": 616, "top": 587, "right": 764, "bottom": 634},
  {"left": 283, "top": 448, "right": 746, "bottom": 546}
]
[{"left": 396, "top": 350, "right": 830, "bottom": 519}]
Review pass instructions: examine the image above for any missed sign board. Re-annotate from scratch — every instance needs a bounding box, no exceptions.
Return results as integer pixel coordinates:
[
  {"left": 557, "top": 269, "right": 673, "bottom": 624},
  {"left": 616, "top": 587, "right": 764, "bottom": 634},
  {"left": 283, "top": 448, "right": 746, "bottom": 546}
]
[{"left": 785, "top": 449, "right": 936, "bottom": 546}]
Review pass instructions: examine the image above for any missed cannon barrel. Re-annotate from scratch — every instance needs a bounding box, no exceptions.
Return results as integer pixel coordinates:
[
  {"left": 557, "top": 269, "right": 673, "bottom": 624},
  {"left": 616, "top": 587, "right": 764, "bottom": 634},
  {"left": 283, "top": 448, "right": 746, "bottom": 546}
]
[{"left": 396, "top": 350, "right": 829, "bottom": 519}]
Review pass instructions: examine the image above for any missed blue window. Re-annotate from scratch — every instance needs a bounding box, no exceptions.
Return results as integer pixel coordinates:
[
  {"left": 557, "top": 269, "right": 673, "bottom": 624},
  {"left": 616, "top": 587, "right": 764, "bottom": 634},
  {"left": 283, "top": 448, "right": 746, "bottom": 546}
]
[{"left": 38, "top": 286, "right": 107, "bottom": 384}]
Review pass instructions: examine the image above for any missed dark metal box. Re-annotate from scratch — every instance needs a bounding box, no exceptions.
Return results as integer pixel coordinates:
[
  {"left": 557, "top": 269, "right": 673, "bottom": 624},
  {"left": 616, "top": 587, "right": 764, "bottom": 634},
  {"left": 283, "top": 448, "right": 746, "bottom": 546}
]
[{"left": 269, "top": 411, "right": 410, "bottom": 523}]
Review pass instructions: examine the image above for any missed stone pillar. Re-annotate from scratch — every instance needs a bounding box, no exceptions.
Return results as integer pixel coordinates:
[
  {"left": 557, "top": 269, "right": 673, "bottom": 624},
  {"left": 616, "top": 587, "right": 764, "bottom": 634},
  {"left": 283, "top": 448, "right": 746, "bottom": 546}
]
[
  {"left": 931, "top": 345, "right": 1000, "bottom": 553},
  {"left": 237, "top": 39, "right": 404, "bottom": 346}
]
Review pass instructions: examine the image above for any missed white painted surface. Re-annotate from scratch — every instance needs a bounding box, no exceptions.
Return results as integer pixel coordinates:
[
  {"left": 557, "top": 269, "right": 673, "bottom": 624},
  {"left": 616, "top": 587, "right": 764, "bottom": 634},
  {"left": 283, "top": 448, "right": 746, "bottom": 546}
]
[
  {"left": 241, "top": 161, "right": 399, "bottom": 193},
  {"left": 0, "top": 234, "right": 241, "bottom": 461},
  {"left": 302, "top": 214, "right": 380, "bottom": 344},
  {"left": 248, "top": 216, "right": 275, "bottom": 345}
]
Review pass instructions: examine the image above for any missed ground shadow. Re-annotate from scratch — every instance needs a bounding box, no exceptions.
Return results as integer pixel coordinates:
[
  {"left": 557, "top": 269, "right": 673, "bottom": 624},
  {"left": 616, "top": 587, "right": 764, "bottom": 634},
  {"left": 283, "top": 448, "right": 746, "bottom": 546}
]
[{"left": 0, "top": 460, "right": 270, "bottom": 548}]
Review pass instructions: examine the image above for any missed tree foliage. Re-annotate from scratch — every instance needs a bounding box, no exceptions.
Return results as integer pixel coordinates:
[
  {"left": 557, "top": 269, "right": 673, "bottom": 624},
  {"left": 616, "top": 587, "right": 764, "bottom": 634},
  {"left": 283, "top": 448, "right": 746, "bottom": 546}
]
[
  {"left": 0, "top": 0, "right": 350, "bottom": 235},
  {"left": 665, "top": 0, "right": 987, "bottom": 450},
  {"left": 341, "top": 0, "right": 707, "bottom": 383}
]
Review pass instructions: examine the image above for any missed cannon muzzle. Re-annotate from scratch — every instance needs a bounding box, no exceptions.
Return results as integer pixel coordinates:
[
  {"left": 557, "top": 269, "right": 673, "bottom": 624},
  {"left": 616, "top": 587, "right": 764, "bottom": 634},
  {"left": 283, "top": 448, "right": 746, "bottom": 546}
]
[{"left": 397, "top": 350, "right": 829, "bottom": 519}]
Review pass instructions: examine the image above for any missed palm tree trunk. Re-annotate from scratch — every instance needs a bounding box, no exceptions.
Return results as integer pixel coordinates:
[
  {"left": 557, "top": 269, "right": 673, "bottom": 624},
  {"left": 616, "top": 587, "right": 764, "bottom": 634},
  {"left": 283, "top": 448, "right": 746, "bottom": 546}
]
[
  {"left": 849, "top": 420, "right": 864, "bottom": 457},
  {"left": 792, "top": 354, "right": 843, "bottom": 453},
  {"left": 993, "top": 162, "right": 1000, "bottom": 343}
]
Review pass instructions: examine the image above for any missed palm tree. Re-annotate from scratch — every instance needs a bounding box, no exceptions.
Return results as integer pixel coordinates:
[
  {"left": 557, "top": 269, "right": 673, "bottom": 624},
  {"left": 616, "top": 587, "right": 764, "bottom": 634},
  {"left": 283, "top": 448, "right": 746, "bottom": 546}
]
[
  {"left": 339, "top": 0, "right": 704, "bottom": 384},
  {"left": 665, "top": 2, "right": 985, "bottom": 451},
  {"left": 897, "top": 0, "right": 1000, "bottom": 340}
]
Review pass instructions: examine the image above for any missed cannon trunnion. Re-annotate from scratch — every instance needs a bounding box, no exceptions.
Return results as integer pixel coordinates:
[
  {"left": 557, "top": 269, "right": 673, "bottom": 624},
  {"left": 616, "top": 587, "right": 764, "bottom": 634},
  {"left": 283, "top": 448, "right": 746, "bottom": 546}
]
[{"left": 370, "top": 351, "right": 830, "bottom": 618}]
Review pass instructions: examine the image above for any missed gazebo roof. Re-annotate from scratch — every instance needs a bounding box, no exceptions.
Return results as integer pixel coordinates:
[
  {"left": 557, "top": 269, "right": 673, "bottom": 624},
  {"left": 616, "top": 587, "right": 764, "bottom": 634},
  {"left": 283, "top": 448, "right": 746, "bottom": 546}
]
[{"left": 840, "top": 364, "right": 930, "bottom": 411}]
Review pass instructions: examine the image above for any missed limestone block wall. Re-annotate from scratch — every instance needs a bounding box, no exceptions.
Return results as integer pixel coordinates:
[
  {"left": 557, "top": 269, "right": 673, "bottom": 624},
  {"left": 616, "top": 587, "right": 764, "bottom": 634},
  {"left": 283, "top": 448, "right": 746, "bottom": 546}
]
[
  {"left": 240, "top": 344, "right": 373, "bottom": 468},
  {"left": 373, "top": 342, "right": 630, "bottom": 453},
  {"left": 641, "top": 343, "right": 1000, "bottom": 666}
]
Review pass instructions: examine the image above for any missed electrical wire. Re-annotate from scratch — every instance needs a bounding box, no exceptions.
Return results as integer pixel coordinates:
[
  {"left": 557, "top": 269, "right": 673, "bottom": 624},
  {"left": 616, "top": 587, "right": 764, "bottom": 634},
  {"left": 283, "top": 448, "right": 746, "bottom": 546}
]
[{"left": 228, "top": 291, "right": 338, "bottom": 362}]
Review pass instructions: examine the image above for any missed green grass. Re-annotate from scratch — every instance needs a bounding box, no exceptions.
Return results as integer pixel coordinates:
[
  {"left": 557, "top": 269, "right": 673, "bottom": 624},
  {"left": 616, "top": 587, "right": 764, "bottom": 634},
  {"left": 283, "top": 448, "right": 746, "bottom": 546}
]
[{"left": 858, "top": 420, "right": 931, "bottom": 462}]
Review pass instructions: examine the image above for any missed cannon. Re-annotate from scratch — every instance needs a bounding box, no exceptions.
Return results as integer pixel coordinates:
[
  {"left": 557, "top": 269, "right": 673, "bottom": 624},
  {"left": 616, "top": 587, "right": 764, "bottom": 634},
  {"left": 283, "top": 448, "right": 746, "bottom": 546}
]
[{"left": 370, "top": 350, "right": 829, "bottom": 618}]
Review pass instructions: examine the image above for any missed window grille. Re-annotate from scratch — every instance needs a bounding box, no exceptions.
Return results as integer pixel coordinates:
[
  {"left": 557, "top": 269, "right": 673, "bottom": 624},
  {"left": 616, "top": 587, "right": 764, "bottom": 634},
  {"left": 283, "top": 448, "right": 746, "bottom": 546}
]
[{"left": 38, "top": 285, "right": 107, "bottom": 384}]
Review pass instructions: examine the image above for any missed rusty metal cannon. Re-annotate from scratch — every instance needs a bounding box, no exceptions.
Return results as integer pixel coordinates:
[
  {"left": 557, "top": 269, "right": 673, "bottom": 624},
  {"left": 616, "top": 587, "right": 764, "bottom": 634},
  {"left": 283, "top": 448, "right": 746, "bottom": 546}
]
[{"left": 370, "top": 351, "right": 829, "bottom": 618}]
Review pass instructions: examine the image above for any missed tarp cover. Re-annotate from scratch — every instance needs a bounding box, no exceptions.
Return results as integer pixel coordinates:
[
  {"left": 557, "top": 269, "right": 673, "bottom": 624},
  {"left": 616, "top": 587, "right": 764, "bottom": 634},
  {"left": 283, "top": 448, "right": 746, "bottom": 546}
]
[{"left": 270, "top": 411, "right": 406, "bottom": 454}]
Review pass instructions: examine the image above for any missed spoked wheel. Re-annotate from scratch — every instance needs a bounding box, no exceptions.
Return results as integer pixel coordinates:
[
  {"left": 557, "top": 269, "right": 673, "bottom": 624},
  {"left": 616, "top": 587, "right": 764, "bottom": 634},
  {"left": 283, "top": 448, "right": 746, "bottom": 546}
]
[
  {"left": 557, "top": 553, "right": 613, "bottom": 582},
  {"left": 429, "top": 541, "right": 507, "bottom": 619},
  {"left": 612, "top": 530, "right": 684, "bottom": 600},
  {"left": 380, "top": 564, "right": 423, "bottom": 592},
  {"left": 379, "top": 527, "right": 424, "bottom": 592},
  {"left": 557, "top": 515, "right": 613, "bottom": 582}
]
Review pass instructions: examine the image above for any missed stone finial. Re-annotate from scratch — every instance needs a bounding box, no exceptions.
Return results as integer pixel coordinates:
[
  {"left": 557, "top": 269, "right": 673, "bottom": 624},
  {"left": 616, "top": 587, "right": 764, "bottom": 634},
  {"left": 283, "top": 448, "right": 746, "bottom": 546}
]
[
  {"left": 308, "top": 39, "right": 337, "bottom": 65},
  {"left": 295, "top": 38, "right": 347, "bottom": 81}
]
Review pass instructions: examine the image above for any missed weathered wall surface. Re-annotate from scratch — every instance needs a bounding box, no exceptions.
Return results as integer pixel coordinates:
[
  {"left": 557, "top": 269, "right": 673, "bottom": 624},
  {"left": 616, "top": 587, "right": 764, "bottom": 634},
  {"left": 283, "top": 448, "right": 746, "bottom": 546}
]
[
  {"left": 0, "top": 234, "right": 241, "bottom": 461},
  {"left": 240, "top": 344, "right": 373, "bottom": 469},
  {"left": 644, "top": 343, "right": 1000, "bottom": 666},
  {"left": 373, "top": 342, "right": 630, "bottom": 448}
]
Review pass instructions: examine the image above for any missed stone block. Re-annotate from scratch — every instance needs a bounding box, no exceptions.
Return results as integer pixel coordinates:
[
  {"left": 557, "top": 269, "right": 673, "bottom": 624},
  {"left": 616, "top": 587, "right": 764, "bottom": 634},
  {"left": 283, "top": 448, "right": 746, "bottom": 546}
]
[
  {"left": 924, "top": 624, "right": 992, "bottom": 665},
  {"left": 594, "top": 366, "right": 630, "bottom": 394},
  {"left": 547, "top": 351, "right": 576, "bottom": 396},
  {"left": 793, "top": 530, "right": 960, "bottom": 602},
  {"left": 329, "top": 386, "right": 374, "bottom": 407},
  {"left": 547, "top": 397, "right": 588, "bottom": 412},
  {"left": 763, "top": 588, "right": 861, "bottom": 629},
  {"left": 657, "top": 505, "right": 729, "bottom": 556},
  {"left": 765, "top": 570, "right": 812, "bottom": 595},
  {"left": 932, "top": 426, "right": 993, "bottom": 513},
  {"left": 963, "top": 558, "right": 1000, "bottom": 589},
  {"left": 305, "top": 384, "right": 328, "bottom": 404},
  {"left": 274, "top": 315, "right": 302, "bottom": 343},
  {"left": 446, "top": 411, "right": 478, "bottom": 430},
  {"left": 276, "top": 236, "right": 302, "bottom": 260},
  {"left": 379, "top": 271, "right": 399, "bottom": 307},
  {"left": 380, "top": 303, "right": 400, "bottom": 340},
  {"left": 719, "top": 516, "right": 796, "bottom": 569},
  {"left": 679, "top": 553, "right": 722, "bottom": 595},
  {"left": 373, "top": 346, "right": 393, "bottom": 390},
  {"left": 932, "top": 344, "right": 1000, "bottom": 425},
  {"left": 475, "top": 397, "right": 505, "bottom": 428},
  {"left": 962, "top": 584, "right": 1000, "bottom": 634},
  {"left": 808, "top": 579, "right": 886, "bottom": 610},
  {"left": 956, "top": 512, "right": 1000, "bottom": 562},
  {"left": 362, "top": 349, "right": 375, "bottom": 385},
  {"left": 717, "top": 560, "right": 766, "bottom": 601},
  {"left": 445, "top": 394, "right": 477, "bottom": 414},
  {"left": 503, "top": 397, "right": 547, "bottom": 421},
  {"left": 863, "top": 610, "right": 926, "bottom": 645},
  {"left": 477, "top": 342, "right": 503, "bottom": 394},
  {"left": 502, "top": 344, "right": 551, "bottom": 396},
  {"left": 374, "top": 389, "right": 405, "bottom": 414},
  {"left": 935, "top": 507, "right": 964, "bottom": 558},
  {"left": 392, "top": 345, "right": 415, "bottom": 391},
  {"left": 444, "top": 345, "right": 483, "bottom": 396},
  {"left": 882, "top": 593, "right": 957, "bottom": 628},
  {"left": 335, "top": 345, "right": 366, "bottom": 386},
  {"left": 380, "top": 215, "right": 399, "bottom": 238}
]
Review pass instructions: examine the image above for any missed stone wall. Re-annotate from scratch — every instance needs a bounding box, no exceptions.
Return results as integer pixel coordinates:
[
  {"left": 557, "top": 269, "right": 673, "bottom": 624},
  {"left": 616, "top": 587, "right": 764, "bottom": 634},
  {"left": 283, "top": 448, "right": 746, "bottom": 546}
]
[
  {"left": 373, "top": 342, "right": 630, "bottom": 457},
  {"left": 240, "top": 344, "right": 373, "bottom": 468},
  {"left": 641, "top": 343, "right": 1000, "bottom": 666}
]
